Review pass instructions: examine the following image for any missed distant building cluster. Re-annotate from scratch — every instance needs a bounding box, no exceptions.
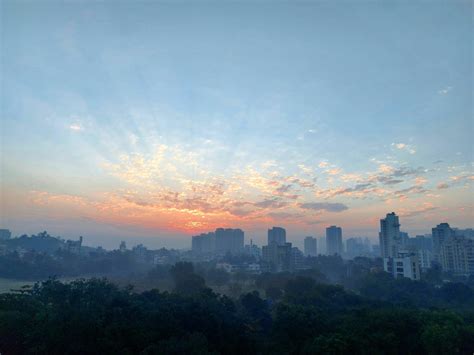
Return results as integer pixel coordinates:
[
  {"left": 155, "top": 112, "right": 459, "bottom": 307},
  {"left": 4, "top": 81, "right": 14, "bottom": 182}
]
[
  {"left": 192, "top": 228, "right": 244, "bottom": 256},
  {"left": 260, "top": 227, "right": 306, "bottom": 272},
  {"left": 2, "top": 210, "right": 473, "bottom": 281},
  {"left": 187, "top": 212, "right": 474, "bottom": 280},
  {"left": 378, "top": 212, "right": 474, "bottom": 280}
]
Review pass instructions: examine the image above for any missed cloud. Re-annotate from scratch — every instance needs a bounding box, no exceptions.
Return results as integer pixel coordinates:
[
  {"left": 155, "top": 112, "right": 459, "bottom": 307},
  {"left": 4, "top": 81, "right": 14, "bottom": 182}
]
[
  {"left": 326, "top": 168, "right": 342, "bottom": 175},
  {"left": 254, "top": 198, "right": 288, "bottom": 209},
  {"left": 318, "top": 161, "right": 329, "bottom": 168},
  {"left": 394, "top": 185, "right": 428, "bottom": 198},
  {"left": 414, "top": 177, "right": 427, "bottom": 185},
  {"left": 69, "top": 124, "right": 83, "bottom": 131},
  {"left": 391, "top": 143, "right": 416, "bottom": 154},
  {"left": 378, "top": 164, "right": 395, "bottom": 174},
  {"left": 298, "top": 202, "right": 348, "bottom": 212},
  {"left": 376, "top": 176, "right": 404, "bottom": 185},
  {"left": 391, "top": 166, "right": 425, "bottom": 177},
  {"left": 399, "top": 204, "right": 438, "bottom": 218},
  {"left": 275, "top": 184, "right": 292, "bottom": 193},
  {"left": 435, "top": 174, "right": 474, "bottom": 190},
  {"left": 333, "top": 183, "right": 373, "bottom": 195},
  {"left": 298, "top": 164, "right": 313, "bottom": 174},
  {"left": 438, "top": 86, "right": 453, "bottom": 95},
  {"left": 268, "top": 212, "right": 301, "bottom": 219}
]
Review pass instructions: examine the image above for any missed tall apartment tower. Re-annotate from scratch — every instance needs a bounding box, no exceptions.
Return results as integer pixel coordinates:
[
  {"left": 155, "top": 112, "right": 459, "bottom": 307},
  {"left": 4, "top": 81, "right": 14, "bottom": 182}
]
[
  {"left": 432, "top": 223, "right": 453, "bottom": 262},
  {"left": 268, "top": 227, "right": 286, "bottom": 246},
  {"left": 326, "top": 226, "right": 343, "bottom": 255},
  {"left": 379, "top": 212, "right": 402, "bottom": 258},
  {"left": 216, "top": 228, "right": 244, "bottom": 254},
  {"left": 304, "top": 236, "right": 318, "bottom": 256}
]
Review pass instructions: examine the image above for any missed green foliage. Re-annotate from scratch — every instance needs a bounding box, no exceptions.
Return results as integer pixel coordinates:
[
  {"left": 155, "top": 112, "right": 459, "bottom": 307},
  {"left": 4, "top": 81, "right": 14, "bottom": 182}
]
[
  {"left": 357, "top": 272, "right": 474, "bottom": 310},
  {"left": 170, "top": 262, "right": 207, "bottom": 295},
  {"left": 1, "top": 260, "right": 474, "bottom": 354}
]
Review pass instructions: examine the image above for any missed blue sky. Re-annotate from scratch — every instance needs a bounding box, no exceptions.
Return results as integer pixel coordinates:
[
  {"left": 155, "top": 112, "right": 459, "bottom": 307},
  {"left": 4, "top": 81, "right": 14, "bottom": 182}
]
[{"left": 1, "top": 0, "right": 472, "bottom": 249}]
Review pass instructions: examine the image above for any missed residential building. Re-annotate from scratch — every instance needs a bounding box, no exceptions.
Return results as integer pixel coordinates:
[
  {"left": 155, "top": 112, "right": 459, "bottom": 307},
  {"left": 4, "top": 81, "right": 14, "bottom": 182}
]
[
  {"left": 304, "top": 236, "right": 317, "bottom": 256},
  {"left": 318, "top": 236, "right": 327, "bottom": 255},
  {"left": 244, "top": 240, "right": 261, "bottom": 259},
  {"left": 132, "top": 244, "right": 148, "bottom": 263},
  {"left": 346, "top": 237, "right": 370, "bottom": 258},
  {"left": 326, "top": 226, "right": 343, "bottom": 255},
  {"left": 439, "top": 236, "right": 474, "bottom": 275},
  {"left": 384, "top": 252, "right": 420, "bottom": 280},
  {"left": 268, "top": 227, "right": 286, "bottom": 246},
  {"left": 192, "top": 232, "right": 216, "bottom": 254},
  {"left": 453, "top": 228, "right": 474, "bottom": 239},
  {"left": 379, "top": 212, "right": 402, "bottom": 258},
  {"left": 66, "top": 236, "right": 82, "bottom": 254},
  {"left": 262, "top": 242, "right": 292, "bottom": 272},
  {"left": 292, "top": 247, "right": 305, "bottom": 270},
  {"left": 432, "top": 223, "right": 454, "bottom": 262},
  {"left": 406, "top": 235, "right": 433, "bottom": 270},
  {"left": 215, "top": 228, "right": 244, "bottom": 254}
]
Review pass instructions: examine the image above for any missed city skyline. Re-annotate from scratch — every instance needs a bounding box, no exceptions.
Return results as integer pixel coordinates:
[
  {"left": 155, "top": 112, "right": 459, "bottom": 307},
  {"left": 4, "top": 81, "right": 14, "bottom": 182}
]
[{"left": 1, "top": 1, "right": 473, "bottom": 248}]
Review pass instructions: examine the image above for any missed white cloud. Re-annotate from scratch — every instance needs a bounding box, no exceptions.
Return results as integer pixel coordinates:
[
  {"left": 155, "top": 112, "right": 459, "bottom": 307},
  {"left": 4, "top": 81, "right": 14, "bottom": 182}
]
[
  {"left": 69, "top": 124, "right": 83, "bottom": 131},
  {"left": 438, "top": 86, "right": 453, "bottom": 95},
  {"left": 391, "top": 142, "right": 416, "bottom": 154}
]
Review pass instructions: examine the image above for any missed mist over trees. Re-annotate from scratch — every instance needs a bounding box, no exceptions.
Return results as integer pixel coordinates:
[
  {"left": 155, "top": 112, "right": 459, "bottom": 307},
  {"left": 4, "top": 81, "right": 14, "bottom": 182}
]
[
  {"left": 1, "top": 275, "right": 473, "bottom": 354},
  {"left": 2, "top": 233, "right": 474, "bottom": 353}
]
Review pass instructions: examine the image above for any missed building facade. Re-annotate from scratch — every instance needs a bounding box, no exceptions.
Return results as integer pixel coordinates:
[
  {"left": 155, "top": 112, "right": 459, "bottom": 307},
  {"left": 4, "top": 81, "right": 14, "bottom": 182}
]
[
  {"left": 439, "top": 236, "right": 474, "bottom": 275},
  {"left": 304, "top": 236, "right": 317, "bottom": 256},
  {"left": 192, "top": 228, "right": 244, "bottom": 255},
  {"left": 384, "top": 252, "right": 421, "bottom": 280},
  {"left": 262, "top": 242, "right": 292, "bottom": 272},
  {"left": 432, "top": 223, "right": 454, "bottom": 262},
  {"left": 379, "top": 212, "right": 402, "bottom": 258},
  {"left": 326, "top": 226, "right": 343, "bottom": 255},
  {"left": 267, "top": 227, "right": 286, "bottom": 246},
  {"left": 192, "top": 232, "right": 216, "bottom": 254}
]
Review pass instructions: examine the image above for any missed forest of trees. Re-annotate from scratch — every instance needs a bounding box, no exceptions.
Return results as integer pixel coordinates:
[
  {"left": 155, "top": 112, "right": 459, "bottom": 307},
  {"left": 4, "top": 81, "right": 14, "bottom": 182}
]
[{"left": 1, "top": 262, "right": 473, "bottom": 354}]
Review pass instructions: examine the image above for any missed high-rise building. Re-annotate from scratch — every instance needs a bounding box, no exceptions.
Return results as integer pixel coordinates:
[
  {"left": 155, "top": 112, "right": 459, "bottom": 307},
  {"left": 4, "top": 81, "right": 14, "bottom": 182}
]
[
  {"left": 453, "top": 228, "right": 474, "bottom": 239},
  {"left": 215, "top": 228, "right": 244, "bottom": 254},
  {"left": 432, "top": 223, "right": 454, "bottom": 262},
  {"left": 439, "top": 235, "right": 474, "bottom": 275},
  {"left": 326, "top": 226, "right": 343, "bottom": 255},
  {"left": 318, "top": 236, "right": 327, "bottom": 255},
  {"left": 291, "top": 247, "right": 305, "bottom": 270},
  {"left": 192, "top": 228, "right": 244, "bottom": 255},
  {"left": 400, "top": 232, "right": 410, "bottom": 247},
  {"left": 346, "top": 237, "right": 370, "bottom": 258},
  {"left": 192, "top": 232, "right": 216, "bottom": 254},
  {"left": 380, "top": 213, "right": 421, "bottom": 280},
  {"left": 244, "top": 241, "right": 262, "bottom": 259},
  {"left": 406, "top": 235, "right": 433, "bottom": 270},
  {"left": 262, "top": 242, "right": 293, "bottom": 272},
  {"left": 268, "top": 227, "right": 286, "bottom": 246},
  {"left": 304, "top": 236, "right": 318, "bottom": 256},
  {"left": 379, "top": 212, "right": 402, "bottom": 258}
]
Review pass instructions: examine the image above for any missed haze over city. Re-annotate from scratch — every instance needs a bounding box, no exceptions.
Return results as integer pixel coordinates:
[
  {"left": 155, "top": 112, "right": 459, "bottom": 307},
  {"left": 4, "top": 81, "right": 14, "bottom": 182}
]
[{"left": 1, "top": 1, "right": 472, "bottom": 249}]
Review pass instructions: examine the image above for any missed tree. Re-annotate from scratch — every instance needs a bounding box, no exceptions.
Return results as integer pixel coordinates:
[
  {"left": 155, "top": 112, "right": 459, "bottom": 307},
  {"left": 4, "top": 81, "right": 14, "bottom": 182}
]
[{"left": 170, "top": 262, "right": 206, "bottom": 295}]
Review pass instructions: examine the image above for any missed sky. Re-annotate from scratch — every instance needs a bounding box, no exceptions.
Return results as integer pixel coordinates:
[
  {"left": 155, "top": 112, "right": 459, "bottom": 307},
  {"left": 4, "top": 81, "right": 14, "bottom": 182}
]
[{"left": 1, "top": 0, "right": 472, "bottom": 249}]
